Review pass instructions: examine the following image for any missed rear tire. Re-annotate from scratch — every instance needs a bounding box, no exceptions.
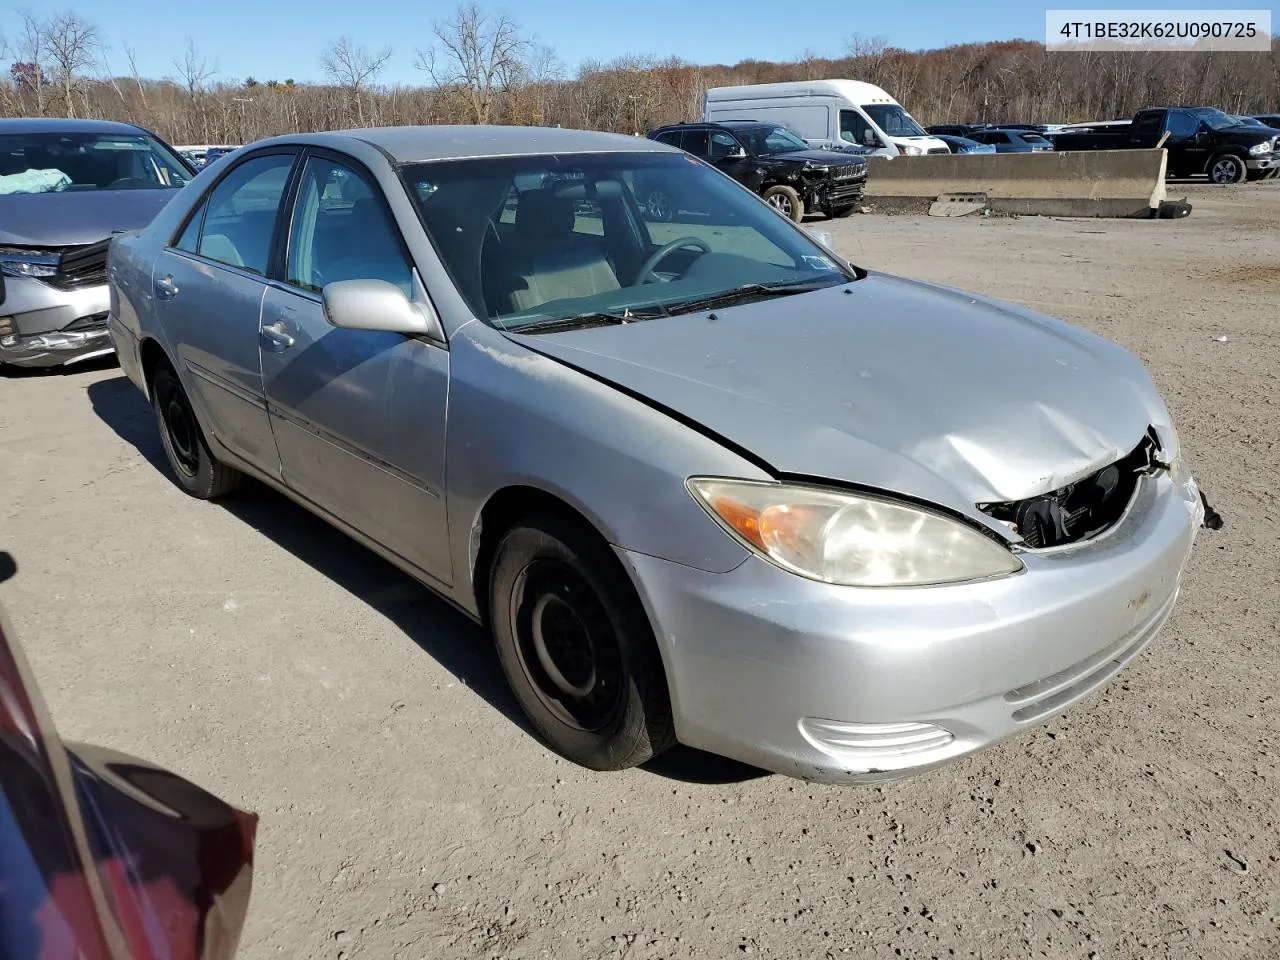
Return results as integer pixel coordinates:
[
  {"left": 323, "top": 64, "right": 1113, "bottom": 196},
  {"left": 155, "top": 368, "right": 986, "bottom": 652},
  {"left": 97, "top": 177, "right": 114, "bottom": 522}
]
[
  {"left": 488, "top": 513, "right": 675, "bottom": 771},
  {"left": 1207, "top": 153, "right": 1246, "bottom": 185},
  {"left": 763, "top": 184, "right": 805, "bottom": 221},
  {"left": 152, "top": 362, "right": 242, "bottom": 499}
]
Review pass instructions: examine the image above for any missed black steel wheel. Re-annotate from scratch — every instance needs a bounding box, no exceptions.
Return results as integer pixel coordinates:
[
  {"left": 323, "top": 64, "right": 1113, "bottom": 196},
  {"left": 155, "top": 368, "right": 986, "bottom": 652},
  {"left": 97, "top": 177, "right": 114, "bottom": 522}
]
[
  {"left": 489, "top": 513, "right": 675, "bottom": 770},
  {"left": 151, "top": 361, "right": 242, "bottom": 499}
]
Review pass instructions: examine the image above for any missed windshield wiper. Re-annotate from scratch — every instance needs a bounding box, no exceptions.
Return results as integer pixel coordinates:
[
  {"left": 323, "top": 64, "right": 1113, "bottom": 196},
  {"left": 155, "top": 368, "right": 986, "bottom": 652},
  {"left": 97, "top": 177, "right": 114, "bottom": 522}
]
[
  {"left": 504, "top": 308, "right": 664, "bottom": 335},
  {"left": 663, "top": 278, "right": 846, "bottom": 316}
]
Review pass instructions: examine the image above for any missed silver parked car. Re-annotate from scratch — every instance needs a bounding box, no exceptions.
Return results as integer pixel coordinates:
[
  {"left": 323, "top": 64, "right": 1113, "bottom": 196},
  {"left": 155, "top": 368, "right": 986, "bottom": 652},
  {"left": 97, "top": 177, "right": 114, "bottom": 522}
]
[
  {"left": 0, "top": 118, "right": 195, "bottom": 368},
  {"left": 107, "top": 126, "right": 1204, "bottom": 783}
]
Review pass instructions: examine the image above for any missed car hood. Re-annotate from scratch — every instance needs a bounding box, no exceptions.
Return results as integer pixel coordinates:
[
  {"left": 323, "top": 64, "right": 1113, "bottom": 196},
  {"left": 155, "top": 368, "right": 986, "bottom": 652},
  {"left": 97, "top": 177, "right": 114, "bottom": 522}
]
[
  {"left": 508, "top": 274, "right": 1167, "bottom": 521},
  {"left": 768, "top": 149, "right": 867, "bottom": 166},
  {"left": 0, "top": 189, "right": 177, "bottom": 246}
]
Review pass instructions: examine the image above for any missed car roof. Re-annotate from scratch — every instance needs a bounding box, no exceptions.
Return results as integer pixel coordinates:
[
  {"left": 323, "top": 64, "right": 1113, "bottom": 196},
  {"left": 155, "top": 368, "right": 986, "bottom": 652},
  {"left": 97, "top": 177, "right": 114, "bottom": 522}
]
[
  {"left": 0, "top": 117, "right": 149, "bottom": 135},
  {"left": 252, "top": 125, "right": 675, "bottom": 163}
]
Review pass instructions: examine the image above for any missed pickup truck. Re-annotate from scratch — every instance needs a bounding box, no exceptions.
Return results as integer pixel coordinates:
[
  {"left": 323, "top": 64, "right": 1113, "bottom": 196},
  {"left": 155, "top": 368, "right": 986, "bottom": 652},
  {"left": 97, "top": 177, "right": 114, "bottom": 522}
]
[{"left": 1050, "top": 107, "right": 1280, "bottom": 184}]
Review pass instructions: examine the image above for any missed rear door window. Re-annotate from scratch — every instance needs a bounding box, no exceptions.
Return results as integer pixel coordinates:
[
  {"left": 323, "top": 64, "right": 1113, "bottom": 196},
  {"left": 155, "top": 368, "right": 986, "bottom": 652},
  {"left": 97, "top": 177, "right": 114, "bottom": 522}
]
[
  {"left": 197, "top": 154, "right": 295, "bottom": 274},
  {"left": 680, "top": 130, "right": 710, "bottom": 157},
  {"left": 1134, "top": 112, "right": 1164, "bottom": 137}
]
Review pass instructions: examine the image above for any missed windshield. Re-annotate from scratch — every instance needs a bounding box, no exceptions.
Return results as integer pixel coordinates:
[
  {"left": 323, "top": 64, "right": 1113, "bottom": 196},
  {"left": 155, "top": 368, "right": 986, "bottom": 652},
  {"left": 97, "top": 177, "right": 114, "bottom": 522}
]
[
  {"left": 404, "top": 152, "right": 854, "bottom": 330},
  {"left": 861, "top": 105, "right": 928, "bottom": 138},
  {"left": 0, "top": 132, "right": 192, "bottom": 196},
  {"left": 730, "top": 125, "right": 810, "bottom": 155}
]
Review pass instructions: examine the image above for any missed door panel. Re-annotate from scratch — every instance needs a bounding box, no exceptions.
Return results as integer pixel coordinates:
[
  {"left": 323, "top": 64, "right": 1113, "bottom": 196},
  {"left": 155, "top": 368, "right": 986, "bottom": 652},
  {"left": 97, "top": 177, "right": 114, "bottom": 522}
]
[
  {"left": 261, "top": 151, "right": 452, "bottom": 584},
  {"left": 153, "top": 150, "right": 297, "bottom": 474},
  {"left": 154, "top": 251, "right": 278, "bottom": 470},
  {"left": 259, "top": 287, "right": 452, "bottom": 583}
]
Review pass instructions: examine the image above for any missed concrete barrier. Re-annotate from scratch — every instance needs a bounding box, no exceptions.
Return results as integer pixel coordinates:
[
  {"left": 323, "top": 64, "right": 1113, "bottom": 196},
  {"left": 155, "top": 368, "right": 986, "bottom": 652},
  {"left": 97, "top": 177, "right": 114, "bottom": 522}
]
[{"left": 863, "top": 149, "right": 1169, "bottom": 218}]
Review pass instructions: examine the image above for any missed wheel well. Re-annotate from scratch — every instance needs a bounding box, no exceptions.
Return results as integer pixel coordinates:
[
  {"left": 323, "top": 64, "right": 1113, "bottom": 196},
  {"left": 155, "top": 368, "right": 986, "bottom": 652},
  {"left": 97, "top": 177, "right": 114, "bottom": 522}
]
[
  {"left": 138, "top": 337, "right": 170, "bottom": 400},
  {"left": 471, "top": 486, "right": 607, "bottom": 626}
]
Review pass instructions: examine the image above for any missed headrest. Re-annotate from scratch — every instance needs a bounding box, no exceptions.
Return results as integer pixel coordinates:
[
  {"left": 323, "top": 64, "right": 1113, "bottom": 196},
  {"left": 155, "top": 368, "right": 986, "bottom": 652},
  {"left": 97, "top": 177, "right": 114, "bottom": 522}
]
[{"left": 514, "top": 187, "right": 576, "bottom": 240}]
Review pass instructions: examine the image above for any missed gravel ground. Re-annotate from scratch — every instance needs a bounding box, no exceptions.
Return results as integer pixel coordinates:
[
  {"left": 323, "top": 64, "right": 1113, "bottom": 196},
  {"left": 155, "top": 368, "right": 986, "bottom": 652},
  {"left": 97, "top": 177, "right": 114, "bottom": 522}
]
[{"left": 2, "top": 182, "right": 1277, "bottom": 960}]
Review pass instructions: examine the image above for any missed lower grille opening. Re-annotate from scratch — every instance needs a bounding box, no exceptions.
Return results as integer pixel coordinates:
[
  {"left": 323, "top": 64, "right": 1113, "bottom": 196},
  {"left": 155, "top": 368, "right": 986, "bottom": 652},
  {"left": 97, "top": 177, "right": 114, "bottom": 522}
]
[{"left": 980, "top": 429, "right": 1163, "bottom": 549}]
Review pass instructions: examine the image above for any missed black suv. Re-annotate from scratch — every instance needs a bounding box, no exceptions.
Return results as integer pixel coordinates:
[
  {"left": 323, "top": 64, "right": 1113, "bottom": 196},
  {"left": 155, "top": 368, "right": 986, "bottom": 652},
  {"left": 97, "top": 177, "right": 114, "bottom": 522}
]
[{"left": 644, "top": 121, "right": 867, "bottom": 222}]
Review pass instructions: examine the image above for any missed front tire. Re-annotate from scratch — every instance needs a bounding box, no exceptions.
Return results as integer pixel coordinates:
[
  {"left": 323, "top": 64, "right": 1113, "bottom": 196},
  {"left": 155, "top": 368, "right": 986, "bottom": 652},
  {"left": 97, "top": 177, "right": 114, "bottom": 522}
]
[
  {"left": 1207, "top": 153, "right": 1246, "bottom": 185},
  {"left": 152, "top": 362, "right": 242, "bottom": 499},
  {"left": 763, "top": 184, "right": 804, "bottom": 221},
  {"left": 488, "top": 513, "right": 675, "bottom": 771},
  {"left": 829, "top": 203, "right": 858, "bottom": 218}
]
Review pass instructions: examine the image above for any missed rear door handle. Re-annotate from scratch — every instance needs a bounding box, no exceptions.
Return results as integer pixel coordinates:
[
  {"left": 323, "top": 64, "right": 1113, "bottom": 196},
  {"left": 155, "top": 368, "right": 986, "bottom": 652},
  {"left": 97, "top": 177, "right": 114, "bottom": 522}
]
[
  {"left": 154, "top": 274, "right": 179, "bottom": 300},
  {"left": 260, "top": 319, "right": 295, "bottom": 351}
]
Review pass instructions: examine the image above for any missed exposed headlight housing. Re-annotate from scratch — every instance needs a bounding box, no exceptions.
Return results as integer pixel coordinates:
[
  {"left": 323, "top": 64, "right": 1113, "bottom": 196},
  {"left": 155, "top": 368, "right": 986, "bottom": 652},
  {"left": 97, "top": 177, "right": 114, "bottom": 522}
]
[
  {"left": 898, "top": 144, "right": 924, "bottom": 156},
  {"left": 688, "top": 478, "right": 1023, "bottom": 587},
  {"left": 0, "top": 254, "right": 58, "bottom": 279}
]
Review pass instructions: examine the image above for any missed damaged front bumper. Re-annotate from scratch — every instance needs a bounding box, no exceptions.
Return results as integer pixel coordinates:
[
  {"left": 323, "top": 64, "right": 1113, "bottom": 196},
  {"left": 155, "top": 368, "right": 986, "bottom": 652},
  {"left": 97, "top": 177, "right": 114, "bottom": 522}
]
[
  {"left": 0, "top": 271, "right": 113, "bottom": 368},
  {"left": 0, "top": 317, "right": 112, "bottom": 367},
  {"left": 620, "top": 464, "right": 1203, "bottom": 784}
]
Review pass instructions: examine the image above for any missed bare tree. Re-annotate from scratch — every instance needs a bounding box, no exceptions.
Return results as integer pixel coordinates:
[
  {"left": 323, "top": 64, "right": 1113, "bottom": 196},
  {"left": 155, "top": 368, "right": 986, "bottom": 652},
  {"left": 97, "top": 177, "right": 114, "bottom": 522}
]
[
  {"left": 98, "top": 47, "right": 129, "bottom": 108},
  {"left": 13, "top": 11, "right": 49, "bottom": 115},
  {"left": 43, "top": 11, "right": 100, "bottom": 117},
  {"left": 124, "top": 44, "right": 148, "bottom": 110},
  {"left": 417, "top": 2, "right": 531, "bottom": 124},
  {"left": 320, "top": 35, "right": 393, "bottom": 125},
  {"left": 844, "top": 33, "right": 890, "bottom": 86},
  {"left": 173, "top": 37, "right": 217, "bottom": 100}
]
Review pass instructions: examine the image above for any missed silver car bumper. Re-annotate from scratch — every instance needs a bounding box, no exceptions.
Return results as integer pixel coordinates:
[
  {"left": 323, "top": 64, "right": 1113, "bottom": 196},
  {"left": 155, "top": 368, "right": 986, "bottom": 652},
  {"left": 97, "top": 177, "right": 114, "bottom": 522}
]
[
  {"left": 621, "top": 469, "right": 1202, "bottom": 784},
  {"left": 0, "top": 275, "right": 113, "bottom": 368},
  {"left": 1246, "top": 155, "right": 1278, "bottom": 170}
]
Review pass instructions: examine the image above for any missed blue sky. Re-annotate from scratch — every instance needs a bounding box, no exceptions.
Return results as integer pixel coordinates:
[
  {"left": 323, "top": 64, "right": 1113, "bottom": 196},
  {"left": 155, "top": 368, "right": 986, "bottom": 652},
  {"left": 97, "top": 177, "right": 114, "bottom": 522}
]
[{"left": 2, "top": 1, "right": 1264, "bottom": 86}]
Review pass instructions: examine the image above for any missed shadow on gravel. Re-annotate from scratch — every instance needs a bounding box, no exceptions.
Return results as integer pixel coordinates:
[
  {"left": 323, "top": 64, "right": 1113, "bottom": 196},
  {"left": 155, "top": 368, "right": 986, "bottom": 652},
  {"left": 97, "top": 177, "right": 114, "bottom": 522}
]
[
  {"left": 86, "top": 374, "right": 769, "bottom": 786},
  {"left": 1, "top": 354, "right": 119, "bottom": 378}
]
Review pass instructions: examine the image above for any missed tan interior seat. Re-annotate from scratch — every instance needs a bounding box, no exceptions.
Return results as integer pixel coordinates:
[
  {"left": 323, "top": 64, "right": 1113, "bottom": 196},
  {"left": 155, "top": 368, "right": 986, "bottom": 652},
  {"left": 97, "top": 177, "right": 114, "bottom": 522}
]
[{"left": 504, "top": 188, "right": 619, "bottom": 313}]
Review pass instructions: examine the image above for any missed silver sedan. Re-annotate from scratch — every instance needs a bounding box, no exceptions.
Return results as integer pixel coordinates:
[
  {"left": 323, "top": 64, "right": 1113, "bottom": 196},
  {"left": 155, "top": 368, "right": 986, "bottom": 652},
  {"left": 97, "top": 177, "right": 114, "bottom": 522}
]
[{"left": 107, "top": 126, "right": 1204, "bottom": 783}]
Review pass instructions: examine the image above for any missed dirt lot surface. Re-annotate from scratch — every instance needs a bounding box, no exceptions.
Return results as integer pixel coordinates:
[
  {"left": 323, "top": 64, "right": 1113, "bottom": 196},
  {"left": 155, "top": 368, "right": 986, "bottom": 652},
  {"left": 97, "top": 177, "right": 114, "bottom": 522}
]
[{"left": 3, "top": 182, "right": 1278, "bottom": 960}]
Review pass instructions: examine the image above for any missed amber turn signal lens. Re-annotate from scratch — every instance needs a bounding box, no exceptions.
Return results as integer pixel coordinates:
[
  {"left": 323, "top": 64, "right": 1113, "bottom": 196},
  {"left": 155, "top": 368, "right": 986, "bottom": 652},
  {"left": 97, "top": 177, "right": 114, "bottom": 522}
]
[{"left": 710, "top": 496, "right": 764, "bottom": 550}]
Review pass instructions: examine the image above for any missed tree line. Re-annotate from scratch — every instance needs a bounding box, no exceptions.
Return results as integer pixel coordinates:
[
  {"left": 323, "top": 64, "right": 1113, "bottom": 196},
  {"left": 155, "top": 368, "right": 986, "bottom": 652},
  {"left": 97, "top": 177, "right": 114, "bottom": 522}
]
[{"left": 3, "top": 3, "right": 1277, "bottom": 147}]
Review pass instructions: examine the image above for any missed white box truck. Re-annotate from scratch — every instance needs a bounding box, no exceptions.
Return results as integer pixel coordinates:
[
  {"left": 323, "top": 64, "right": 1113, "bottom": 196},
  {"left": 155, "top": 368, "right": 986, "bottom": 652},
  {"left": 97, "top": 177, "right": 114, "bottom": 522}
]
[{"left": 703, "top": 80, "right": 949, "bottom": 158}]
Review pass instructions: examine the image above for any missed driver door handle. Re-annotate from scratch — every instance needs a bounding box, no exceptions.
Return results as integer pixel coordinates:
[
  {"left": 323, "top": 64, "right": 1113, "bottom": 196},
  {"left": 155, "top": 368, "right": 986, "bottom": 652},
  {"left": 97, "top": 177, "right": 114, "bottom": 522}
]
[{"left": 260, "top": 319, "right": 295, "bottom": 352}]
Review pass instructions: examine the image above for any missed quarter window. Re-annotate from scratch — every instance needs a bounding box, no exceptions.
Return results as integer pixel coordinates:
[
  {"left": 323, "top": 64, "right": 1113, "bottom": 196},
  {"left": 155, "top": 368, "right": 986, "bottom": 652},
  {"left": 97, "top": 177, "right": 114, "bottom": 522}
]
[
  {"left": 286, "top": 156, "right": 412, "bottom": 295},
  {"left": 196, "top": 153, "right": 294, "bottom": 274},
  {"left": 174, "top": 201, "right": 205, "bottom": 252}
]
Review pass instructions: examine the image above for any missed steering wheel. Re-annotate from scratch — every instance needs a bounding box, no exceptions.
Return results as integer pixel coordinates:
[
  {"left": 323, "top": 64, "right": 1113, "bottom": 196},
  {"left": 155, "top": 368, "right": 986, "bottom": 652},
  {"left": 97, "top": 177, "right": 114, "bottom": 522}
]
[{"left": 637, "top": 237, "right": 712, "bottom": 284}]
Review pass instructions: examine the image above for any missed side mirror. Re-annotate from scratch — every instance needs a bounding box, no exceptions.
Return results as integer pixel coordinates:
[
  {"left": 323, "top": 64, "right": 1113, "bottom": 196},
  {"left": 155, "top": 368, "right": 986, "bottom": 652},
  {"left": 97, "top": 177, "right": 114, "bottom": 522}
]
[
  {"left": 727, "top": 146, "right": 747, "bottom": 160},
  {"left": 321, "top": 277, "right": 442, "bottom": 339},
  {"left": 861, "top": 130, "right": 878, "bottom": 147}
]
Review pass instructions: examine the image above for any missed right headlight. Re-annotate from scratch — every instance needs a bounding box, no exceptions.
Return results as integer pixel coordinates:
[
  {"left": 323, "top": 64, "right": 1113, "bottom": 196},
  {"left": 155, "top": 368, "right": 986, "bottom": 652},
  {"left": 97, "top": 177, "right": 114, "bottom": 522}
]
[{"left": 688, "top": 478, "right": 1023, "bottom": 587}]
